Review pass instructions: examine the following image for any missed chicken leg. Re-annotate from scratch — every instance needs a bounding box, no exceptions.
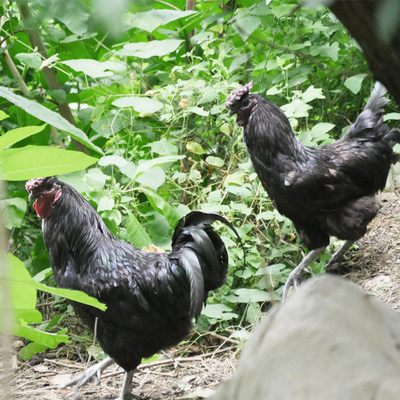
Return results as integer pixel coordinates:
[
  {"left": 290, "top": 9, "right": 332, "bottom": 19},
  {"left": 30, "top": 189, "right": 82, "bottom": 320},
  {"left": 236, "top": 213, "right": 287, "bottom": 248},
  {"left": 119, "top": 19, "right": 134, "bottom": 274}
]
[
  {"left": 61, "top": 356, "right": 114, "bottom": 388},
  {"left": 282, "top": 248, "right": 324, "bottom": 300},
  {"left": 325, "top": 240, "right": 354, "bottom": 269},
  {"left": 282, "top": 240, "right": 354, "bottom": 300}
]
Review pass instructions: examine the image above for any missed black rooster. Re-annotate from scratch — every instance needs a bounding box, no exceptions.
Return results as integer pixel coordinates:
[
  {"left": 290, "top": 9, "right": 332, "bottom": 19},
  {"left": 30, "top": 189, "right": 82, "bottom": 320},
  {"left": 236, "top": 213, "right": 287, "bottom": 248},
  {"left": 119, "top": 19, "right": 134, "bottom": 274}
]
[
  {"left": 26, "top": 177, "right": 243, "bottom": 400},
  {"left": 226, "top": 81, "right": 400, "bottom": 298}
]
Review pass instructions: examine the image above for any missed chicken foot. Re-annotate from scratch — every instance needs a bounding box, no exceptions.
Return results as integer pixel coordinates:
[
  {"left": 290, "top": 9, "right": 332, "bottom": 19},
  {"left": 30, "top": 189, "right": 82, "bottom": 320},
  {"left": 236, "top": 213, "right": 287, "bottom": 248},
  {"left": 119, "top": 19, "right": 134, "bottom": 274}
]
[
  {"left": 325, "top": 240, "right": 354, "bottom": 269},
  {"left": 61, "top": 356, "right": 115, "bottom": 388},
  {"left": 282, "top": 240, "right": 355, "bottom": 300},
  {"left": 282, "top": 248, "right": 324, "bottom": 300}
]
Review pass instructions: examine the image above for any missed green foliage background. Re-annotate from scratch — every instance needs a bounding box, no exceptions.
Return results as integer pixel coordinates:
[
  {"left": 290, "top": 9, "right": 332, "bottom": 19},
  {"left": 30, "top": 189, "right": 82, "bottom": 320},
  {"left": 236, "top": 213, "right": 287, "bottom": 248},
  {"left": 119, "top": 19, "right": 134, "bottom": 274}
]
[{"left": 1, "top": 0, "right": 395, "bottom": 360}]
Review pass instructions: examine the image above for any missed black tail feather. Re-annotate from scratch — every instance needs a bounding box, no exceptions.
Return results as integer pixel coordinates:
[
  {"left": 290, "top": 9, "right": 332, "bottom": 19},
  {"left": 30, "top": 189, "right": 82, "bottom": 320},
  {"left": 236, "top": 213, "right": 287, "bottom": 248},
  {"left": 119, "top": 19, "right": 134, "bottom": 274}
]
[
  {"left": 172, "top": 211, "right": 246, "bottom": 320},
  {"left": 364, "top": 82, "right": 389, "bottom": 113}
]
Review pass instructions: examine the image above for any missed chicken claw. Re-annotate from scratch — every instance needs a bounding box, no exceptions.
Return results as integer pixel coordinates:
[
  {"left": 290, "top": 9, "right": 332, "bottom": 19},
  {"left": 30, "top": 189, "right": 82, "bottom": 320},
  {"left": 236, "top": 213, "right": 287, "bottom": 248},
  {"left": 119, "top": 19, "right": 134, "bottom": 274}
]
[
  {"left": 61, "top": 356, "right": 114, "bottom": 388},
  {"left": 282, "top": 248, "right": 324, "bottom": 300}
]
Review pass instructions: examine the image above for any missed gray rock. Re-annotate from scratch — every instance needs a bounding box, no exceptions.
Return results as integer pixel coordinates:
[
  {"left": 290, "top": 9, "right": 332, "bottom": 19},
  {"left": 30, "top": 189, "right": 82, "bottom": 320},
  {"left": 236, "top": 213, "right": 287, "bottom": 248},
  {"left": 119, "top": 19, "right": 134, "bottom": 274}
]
[{"left": 212, "top": 275, "right": 400, "bottom": 400}]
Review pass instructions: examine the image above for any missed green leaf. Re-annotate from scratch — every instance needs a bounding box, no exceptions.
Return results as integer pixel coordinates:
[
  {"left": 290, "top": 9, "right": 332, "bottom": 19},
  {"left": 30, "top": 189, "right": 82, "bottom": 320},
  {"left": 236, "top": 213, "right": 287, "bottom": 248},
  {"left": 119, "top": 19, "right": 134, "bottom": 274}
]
[
  {"left": 15, "top": 53, "right": 42, "bottom": 70},
  {"left": 201, "top": 304, "right": 238, "bottom": 320},
  {"left": 0, "top": 145, "right": 98, "bottom": 181},
  {"left": 344, "top": 74, "right": 367, "bottom": 94},
  {"left": 112, "top": 97, "right": 163, "bottom": 113},
  {"left": 48, "top": 89, "right": 67, "bottom": 103},
  {"left": 34, "top": 282, "right": 107, "bottom": 311},
  {"left": 140, "top": 187, "right": 182, "bottom": 228},
  {"left": 97, "top": 196, "right": 115, "bottom": 212},
  {"left": 281, "top": 99, "right": 312, "bottom": 118},
  {"left": 233, "top": 16, "right": 261, "bottom": 42},
  {"left": 126, "top": 212, "right": 152, "bottom": 248},
  {"left": 2, "top": 253, "right": 39, "bottom": 323},
  {"left": 0, "top": 87, "right": 103, "bottom": 155},
  {"left": 115, "top": 39, "right": 184, "bottom": 58},
  {"left": 131, "top": 155, "right": 185, "bottom": 181},
  {"left": 186, "top": 141, "right": 205, "bottom": 155},
  {"left": 129, "top": 9, "right": 197, "bottom": 32},
  {"left": 136, "top": 166, "right": 166, "bottom": 190},
  {"left": 228, "top": 288, "right": 271, "bottom": 303},
  {"left": 206, "top": 156, "right": 224, "bottom": 167},
  {"left": 0, "top": 197, "right": 27, "bottom": 229},
  {"left": 301, "top": 86, "right": 325, "bottom": 103},
  {"left": 186, "top": 106, "right": 209, "bottom": 117},
  {"left": 14, "top": 324, "right": 69, "bottom": 351},
  {"left": 0, "top": 110, "right": 9, "bottom": 121},
  {"left": 62, "top": 59, "right": 126, "bottom": 79},
  {"left": 311, "top": 123, "right": 335, "bottom": 135},
  {"left": 384, "top": 112, "right": 400, "bottom": 121},
  {"left": 0, "top": 125, "right": 46, "bottom": 150}
]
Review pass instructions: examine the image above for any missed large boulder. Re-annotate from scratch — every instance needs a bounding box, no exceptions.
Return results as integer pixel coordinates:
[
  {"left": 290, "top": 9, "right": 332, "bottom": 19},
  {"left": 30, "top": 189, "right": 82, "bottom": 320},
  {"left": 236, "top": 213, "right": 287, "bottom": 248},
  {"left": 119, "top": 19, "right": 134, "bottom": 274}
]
[{"left": 212, "top": 275, "right": 400, "bottom": 400}]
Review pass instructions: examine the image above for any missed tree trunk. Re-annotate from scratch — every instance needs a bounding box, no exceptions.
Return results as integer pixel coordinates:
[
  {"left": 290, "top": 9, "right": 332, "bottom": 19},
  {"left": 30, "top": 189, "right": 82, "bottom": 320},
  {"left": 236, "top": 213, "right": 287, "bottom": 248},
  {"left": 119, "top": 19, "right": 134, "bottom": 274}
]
[{"left": 329, "top": 0, "right": 400, "bottom": 105}]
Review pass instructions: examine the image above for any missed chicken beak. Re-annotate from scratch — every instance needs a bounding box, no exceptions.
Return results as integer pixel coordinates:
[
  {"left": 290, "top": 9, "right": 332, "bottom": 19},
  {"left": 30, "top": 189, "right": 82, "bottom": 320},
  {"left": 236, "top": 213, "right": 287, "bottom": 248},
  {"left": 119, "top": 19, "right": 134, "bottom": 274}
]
[{"left": 28, "top": 192, "right": 36, "bottom": 201}]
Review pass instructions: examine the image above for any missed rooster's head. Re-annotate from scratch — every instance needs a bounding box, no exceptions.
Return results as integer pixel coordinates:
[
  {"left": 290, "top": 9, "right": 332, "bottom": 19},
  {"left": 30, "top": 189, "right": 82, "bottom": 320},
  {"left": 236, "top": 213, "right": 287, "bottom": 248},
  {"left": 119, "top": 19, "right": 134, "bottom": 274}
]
[
  {"left": 26, "top": 177, "right": 62, "bottom": 219},
  {"left": 226, "top": 81, "right": 257, "bottom": 127}
]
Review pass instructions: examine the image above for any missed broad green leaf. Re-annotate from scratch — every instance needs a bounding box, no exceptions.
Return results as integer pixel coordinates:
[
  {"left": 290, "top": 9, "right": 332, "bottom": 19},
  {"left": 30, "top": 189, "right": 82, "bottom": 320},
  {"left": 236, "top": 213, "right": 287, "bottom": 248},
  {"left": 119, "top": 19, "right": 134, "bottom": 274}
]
[
  {"left": 98, "top": 155, "right": 129, "bottom": 167},
  {"left": 62, "top": 59, "right": 126, "bottom": 79},
  {"left": 115, "top": 39, "right": 183, "bottom": 58},
  {"left": 0, "top": 125, "right": 46, "bottom": 150},
  {"left": 0, "top": 87, "right": 103, "bottom": 154},
  {"left": 311, "top": 123, "right": 335, "bottom": 135},
  {"left": 281, "top": 99, "right": 312, "bottom": 118},
  {"left": 2, "top": 253, "right": 38, "bottom": 322},
  {"left": 201, "top": 303, "right": 238, "bottom": 320},
  {"left": 129, "top": 9, "right": 197, "bottom": 32},
  {"left": 228, "top": 288, "right": 271, "bottom": 303},
  {"left": 19, "top": 342, "right": 49, "bottom": 361},
  {"left": 0, "top": 145, "right": 98, "bottom": 181},
  {"left": 48, "top": 89, "right": 67, "bottom": 104},
  {"left": 145, "top": 138, "right": 178, "bottom": 156},
  {"left": 34, "top": 282, "right": 107, "bottom": 311},
  {"left": 233, "top": 16, "right": 261, "bottom": 42},
  {"left": 140, "top": 187, "right": 181, "bottom": 228},
  {"left": 270, "top": 3, "right": 298, "bottom": 17},
  {"left": 186, "top": 106, "right": 209, "bottom": 117},
  {"left": 0, "top": 197, "right": 27, "bottom": 229},
  {"left": 14, "top": 324, "right": 69, "bottom": 350},
  {"left": 48, "top": 0, "right": 89, "bottom": 35},
  {"left": 384, "top": 112, "right": 400, "bottom": 121},
  {"left": 15, "top": 53, "right": 42, "bottom": 70},
  {"left": 206, "top": 156, "right": 224, "bottom": 167},
  {"left": 126, "top": 212, "right": 152, "bottom": 248},
  {"left": 301, "top": 86, "right": 325, "bottom": 103},
  {"left": 186, "top": 141, "right": 205, "bottom": 155},
  {"left": 344, "top": 74, "right": 368, "bottom": 94},
  {"left": 0, "top": 110, "right": 9, "bottom": 121},
  {"left": 136, "top": 166, "right": 166, "bottom": 190},
  {"left": 255, "top": 263, "right": 287, "bottom": 276},
  {"left": 112, "top": 97, "right": 163, "bottom": 113},
  {"left": 97, "top": 196, "right": 115, "bottom": 212},
  {"left": 3, "top": 253, "right": 106, "bottom": 312},
  {"left": 133, "top": 155, "right": 185, "bottom": 181}
]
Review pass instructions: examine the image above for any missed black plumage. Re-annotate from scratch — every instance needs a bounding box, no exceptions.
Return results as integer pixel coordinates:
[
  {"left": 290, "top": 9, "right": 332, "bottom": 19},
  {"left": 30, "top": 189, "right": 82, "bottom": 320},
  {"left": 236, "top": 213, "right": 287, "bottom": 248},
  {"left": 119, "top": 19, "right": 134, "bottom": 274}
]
[
  {"left": 25, "top": 177, "right": 242, "bottom": 399},
  {"left": 226, "top": 81, "right": 400, "bottom": 295}
]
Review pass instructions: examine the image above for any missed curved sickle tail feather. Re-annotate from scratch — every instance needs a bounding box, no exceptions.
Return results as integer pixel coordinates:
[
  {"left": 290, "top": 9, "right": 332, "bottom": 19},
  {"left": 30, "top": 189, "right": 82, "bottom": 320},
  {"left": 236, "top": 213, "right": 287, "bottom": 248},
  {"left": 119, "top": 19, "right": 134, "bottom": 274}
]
[{"left": 172, "top": 211, "right": 245, "bottom": 320}]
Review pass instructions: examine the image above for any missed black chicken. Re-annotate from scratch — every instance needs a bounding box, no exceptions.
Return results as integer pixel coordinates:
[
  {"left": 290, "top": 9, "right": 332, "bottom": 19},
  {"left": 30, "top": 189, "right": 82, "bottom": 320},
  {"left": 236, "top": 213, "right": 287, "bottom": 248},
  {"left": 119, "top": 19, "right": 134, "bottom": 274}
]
[
  {"left": 26, "top": 177, "right": 243, "bottom": 400},
  {"left": 226, "top": 81, "right": 400, "bottom": 298}
]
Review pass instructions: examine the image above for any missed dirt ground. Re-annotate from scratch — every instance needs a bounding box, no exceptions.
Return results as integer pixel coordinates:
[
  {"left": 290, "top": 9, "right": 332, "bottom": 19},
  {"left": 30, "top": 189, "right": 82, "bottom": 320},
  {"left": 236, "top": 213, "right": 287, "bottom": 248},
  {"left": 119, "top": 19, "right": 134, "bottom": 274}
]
[{"left": 6, "top": 191, "right": 400, "bottom": 400}]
